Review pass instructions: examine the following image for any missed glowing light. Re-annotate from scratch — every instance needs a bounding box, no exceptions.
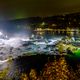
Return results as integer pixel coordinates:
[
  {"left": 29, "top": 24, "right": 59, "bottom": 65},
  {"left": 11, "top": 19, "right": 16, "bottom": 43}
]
[
  {"left": 0, "top": 32, "right": 3, "bottom": 36},
  {"left": 3, "top": 37, "right": 29, "bottom": 48}
]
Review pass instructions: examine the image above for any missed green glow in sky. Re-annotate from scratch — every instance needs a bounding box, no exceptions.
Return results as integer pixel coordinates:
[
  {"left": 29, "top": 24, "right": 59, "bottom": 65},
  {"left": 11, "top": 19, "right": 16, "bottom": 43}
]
[{"left": 0, "top": 0, "right": 80, "bottom": 20}]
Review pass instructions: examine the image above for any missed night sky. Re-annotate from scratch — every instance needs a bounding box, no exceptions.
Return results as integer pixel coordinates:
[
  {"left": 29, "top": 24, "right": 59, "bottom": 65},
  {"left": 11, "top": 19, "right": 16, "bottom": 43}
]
[
  {"left": 0, "top": 0, "right": 80, "bottom": 20},
  {"left": 0, "top": 0, "right": 79, "bottom": 34}
]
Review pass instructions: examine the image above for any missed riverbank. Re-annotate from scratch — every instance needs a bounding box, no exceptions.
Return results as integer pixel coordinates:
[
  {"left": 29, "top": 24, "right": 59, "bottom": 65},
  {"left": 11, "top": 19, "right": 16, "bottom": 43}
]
[{"left": 0, "top": 54, "right": 79, "bottom": 80}]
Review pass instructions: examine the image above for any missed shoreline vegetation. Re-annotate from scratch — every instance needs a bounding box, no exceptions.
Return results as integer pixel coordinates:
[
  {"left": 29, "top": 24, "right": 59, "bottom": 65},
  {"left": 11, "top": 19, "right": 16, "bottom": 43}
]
[{"left": 0, "top": 54, "right": 80, "bottom": 80}]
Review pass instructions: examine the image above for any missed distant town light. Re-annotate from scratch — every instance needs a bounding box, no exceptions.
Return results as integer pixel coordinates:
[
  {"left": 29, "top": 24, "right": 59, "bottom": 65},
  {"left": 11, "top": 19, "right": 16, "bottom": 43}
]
[
  {"left": 74, "top": 19, "right": 76, "bottom": 22},
  {"left": 52, "top": 24, "right": 57, "bottom": 26},
  {"left": 69, "top": 22, "right": 71, "bottom": 25},
  {"left": 41, "top": 22, "right": 45, "bottom": 26}
]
